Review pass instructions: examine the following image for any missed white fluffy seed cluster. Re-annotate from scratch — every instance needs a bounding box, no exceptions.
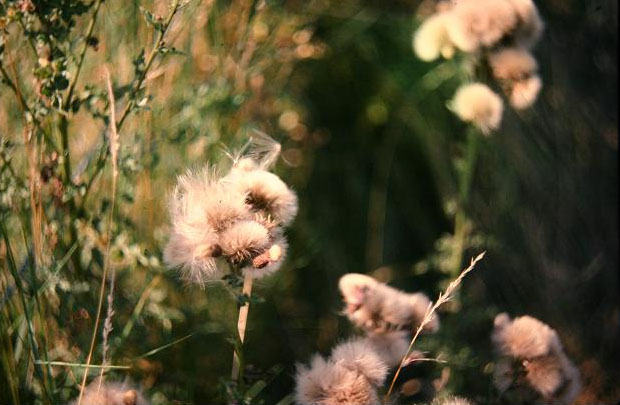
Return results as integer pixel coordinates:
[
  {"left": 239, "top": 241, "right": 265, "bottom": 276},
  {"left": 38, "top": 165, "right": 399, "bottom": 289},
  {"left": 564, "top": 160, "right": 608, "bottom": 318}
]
[
  {"left": 338, "top": 273, "right": 438, "bottom": 334},
  {"left": 164, "top": 144, "right": 298, "bottom": 286},
  {"left": 295, "top": 338, "right": 388, "bottom": 405},
  {"left": 71, "top": 379, "right": 148, "bottom": 405},
  {"left": 294, "top": 274, "right": 439, "bottom": 404},
  {"left": 491, "top": 313, "right": 581, "bottom": 404},
  {"left": 413, "top": 0, "right": 545, "bottom": 132},
  {"left": 450, "top": 83, "right": 504, "bottom": 134}
]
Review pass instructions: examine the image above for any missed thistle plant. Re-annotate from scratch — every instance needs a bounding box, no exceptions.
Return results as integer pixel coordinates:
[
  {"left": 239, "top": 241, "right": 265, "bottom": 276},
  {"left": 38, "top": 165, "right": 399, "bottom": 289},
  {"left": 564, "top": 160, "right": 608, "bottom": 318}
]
[
  {"left": 491, "top": 313, "right": 581, "bottom": 404},
  {"left": 163, "top": 133, "right": 298, "bottom": 384},
  {"left": 294, "top": 252, "right": 485, "bottom": 405},
  {"left": 411, "top": 0, "right": 545, "bottom": 285}
]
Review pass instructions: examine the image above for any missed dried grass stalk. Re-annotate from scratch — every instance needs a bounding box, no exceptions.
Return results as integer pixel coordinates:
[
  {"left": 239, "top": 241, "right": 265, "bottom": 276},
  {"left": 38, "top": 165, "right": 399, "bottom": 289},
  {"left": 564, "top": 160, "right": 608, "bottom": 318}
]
[
  {"left": 77, "top": 67, "right": 120, "bottom": 405},
  {"left": 383, "top": 251, "right": 486, "bottom": 403}
]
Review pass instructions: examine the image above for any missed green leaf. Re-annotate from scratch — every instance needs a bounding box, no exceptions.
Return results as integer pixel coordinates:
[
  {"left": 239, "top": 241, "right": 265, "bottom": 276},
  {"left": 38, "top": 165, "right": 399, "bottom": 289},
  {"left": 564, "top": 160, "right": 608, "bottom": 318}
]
[
  {"left": 274, "top": 394, "right": 295, "bottom": 405},
  {"left": 244, "top": 380, "right": 267, "bottom": 401}
]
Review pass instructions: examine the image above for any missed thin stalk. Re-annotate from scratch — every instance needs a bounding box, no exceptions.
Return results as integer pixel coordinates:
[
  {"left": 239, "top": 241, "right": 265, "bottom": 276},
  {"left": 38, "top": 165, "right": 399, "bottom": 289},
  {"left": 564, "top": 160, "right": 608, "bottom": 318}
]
[
  {"left": 58, "top": 113, "right": 83, "bottom": 277},
  {"left": 383, "top": 252, "right": 485, "bottom": 404},
  {"left": 0, "top": 219, "right": 52, "bottom": 404},
  {"left": 21, "top": 232, "right": 56, "bottom": 397},
  {"left": 59, "top": 117, "right": 72, "bottom": 183},
  {"left": 231, "top": 273, "right": 254, "bottom": 382},
  {"left": 459, "top": 128, "right": 481, "bottom": 204},
  {"left": 0, "top": 308, "right": 20, "bottom": 405},
  {"left": 54, "top": 0, "right": 103, "bottom": 278},
  {"left": 450, "top": 128, "right": 480, "bottom": 276},
  {"left": 0, "top": 64, "right": 58, "bottom": 152},
  {"left": 116, "top": 0, "right": 181, "bottom": 130},
  {"left": 36, "top": 361, "right": 130, "bottom": 370},
  {"left": 365, "top": 128, "right": 399, "bottom": 270},
  {"left": 76, "top": 69, "right": 120, "bottom": 405},
  {"left": 16, "top": 17, "right": 39, "bottom": 57},
  {"left": 119, "top": 276, "right": 162, "bottom": 343},
  {"left": 80, "top": 0, "right": 181, "bottom": 207},
  {"left": 63, "top": 0, "right": 105, "bottom": 110}
]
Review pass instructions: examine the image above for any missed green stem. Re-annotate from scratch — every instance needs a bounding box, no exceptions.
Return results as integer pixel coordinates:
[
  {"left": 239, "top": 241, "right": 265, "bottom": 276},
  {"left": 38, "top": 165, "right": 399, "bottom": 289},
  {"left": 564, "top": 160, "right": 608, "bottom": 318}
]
[
  {"left": 22, "top": 235, "right": 56, "bottom": 398},
  {"left": 0, "top": 307, "right": 21, "bottom": 405},
  {"left": 63, "top": 0, "right": 104, "bottom": 111},
  {"left": 459, "top": 128, "right": 480, "bottom": 203},
  {"left": 450, "top": 128, "right": 480, "bottom": 276},
  {"left": 59, "top": 116, "right": 72, "bottom": 182},
  {"left": 365, "top": 128, "right": 399, "bottom": 270},
  {"left": 16, "top": 17, "right": 40, "bottom": 57},
  {"left": 57, "top": 115, "right": 84, "bottom": 276},
  {"left": 231, "top": 273, "right": 253, "bottom": 383},
  {"left": 116, "top": 0, "right": 180, "bottom": 130},
  {"left": 0, "top": 64, "right": 59, "bottom": 153},
  {"left": 81, "top": 0, "right": 181, "bottom": 206},
  {"left": 54, "top": 0, "right": 104, "bottom": 278}
]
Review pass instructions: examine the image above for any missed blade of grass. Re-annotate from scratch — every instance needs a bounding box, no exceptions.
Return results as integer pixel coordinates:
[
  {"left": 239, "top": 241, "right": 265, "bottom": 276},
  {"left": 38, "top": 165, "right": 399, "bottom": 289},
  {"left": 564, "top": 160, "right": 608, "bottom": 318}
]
[
  {"left": 0, "top": 308, "right": 20, "bottom": 405},
  {"left": 133, "top": 333, "right": 195, "bottom": 360},
  {"left": 35, "top": 361, "right": 130, "bottom": 370},
  {"left": 274, "top": 394, "right": 295, "bottom": 405},
  {"left": 20, "top": 228, "right": 56, "bottom": 397},
  {"left": 0, "top": 218, "right": 52, "bottom": 404},
  {"left": 119, "top": 275, "right": 162, "bottom": 342}
]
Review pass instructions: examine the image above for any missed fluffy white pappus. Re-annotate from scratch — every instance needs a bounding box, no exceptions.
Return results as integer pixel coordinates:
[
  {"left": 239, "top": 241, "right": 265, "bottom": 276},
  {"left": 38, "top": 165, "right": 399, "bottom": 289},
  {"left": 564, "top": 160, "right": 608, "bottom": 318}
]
[
  {"left": 171, "top": 168, "right": 249, "bottom": 232},
  {"left": 242, "top": 236, "right": 289, "bottom": 279},
  {"left": 338, "top": 273, "right": 378, "bottom": 307},
  {"left": 246, "top": 130, "right": 283, "bottom": 170},
  {"left": 506, "top": 0, "right": 544, "bottom": 49},
  {"left": 229, "top": 168, "right": 299, "bottom": 226},
  {"left": 450, "top": 83, "right": 504, "bottom": 134},
  {"left": 164, "top": 169, "right": 235, "bottom": 284},
  {"left": 431, "top": 396, "right": 473, "bottom": 405},
  {"left": 491, "top": 313, "right": 581, "bottom": 403},
  {"left": 487, "top": 48, "right": 542, "bottom": 109},
  {"left": 204, "top": 181, "right": 250, "bottom": 232},
  {"left": 445, "top": 0, "right": 518, "bottom": 52},
  {"left": 71, "top": 379, "right": 148, "bottom": 405},
  {"left": 218, "top": 220, "right": 270, "bottom": 265},
  {"left": 413, "top": 13, "right": 455, "bottom": 61},
  {"left": 295, "top": 355, "right": 382, "bottom": 405},
  {"left": 509, "top": 74, "right": 542, "bottom": 109},
  {"left": 231, "top": 157, "right": 259, "bottom": 173},
  {"left": 338, "top": 273, "right": 439, "bottom": 334},
  {"left": 330, "top": 338, "right": 389, "bottom": 386},
  {"left": 488, "top": 47, "right": 538, "bottom": 82},
  {"left": 163, "top": 224, "right": 219, "bottom": 286},
  {"left": 492, "top": 313, "right": 561, "bottom": 359},
  {"left": 493, "top": 354, "right": 580, "bottom": 403},
  {"left": 364, "top": 331, "right": 410, "bottom": 368}
]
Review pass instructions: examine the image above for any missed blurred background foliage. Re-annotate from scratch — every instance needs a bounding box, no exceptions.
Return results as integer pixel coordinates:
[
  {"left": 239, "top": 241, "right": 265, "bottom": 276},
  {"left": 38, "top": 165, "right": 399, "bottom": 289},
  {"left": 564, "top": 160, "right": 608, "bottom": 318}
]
[{"left": 0, "top": 0, "right": 617, "bottom": 404}]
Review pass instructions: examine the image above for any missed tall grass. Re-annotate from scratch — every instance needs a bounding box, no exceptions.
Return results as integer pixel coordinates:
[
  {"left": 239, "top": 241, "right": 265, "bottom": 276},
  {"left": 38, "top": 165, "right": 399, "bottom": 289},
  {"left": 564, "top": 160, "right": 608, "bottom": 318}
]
[{"left": 0, "top": 0, "right": 617, "bottom": 403}]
